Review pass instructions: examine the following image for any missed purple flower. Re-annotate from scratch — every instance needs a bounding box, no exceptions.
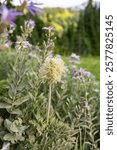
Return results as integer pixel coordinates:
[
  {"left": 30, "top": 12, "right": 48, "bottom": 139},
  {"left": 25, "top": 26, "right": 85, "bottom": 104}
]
[
  {"left": 4, "top": 41, "right": 13, "bottom": 47},
  {"left": 0, "top": 5, "right": 23, "bottom": 27},
  {"left": 25, "top": 19, "right": 35, "bottom": 30},
  {"left": 26, "top": 1, "right": 43, "bottom": 16},
  {"left": 72, "top": 68, "right": 95, "bottom": 82}
]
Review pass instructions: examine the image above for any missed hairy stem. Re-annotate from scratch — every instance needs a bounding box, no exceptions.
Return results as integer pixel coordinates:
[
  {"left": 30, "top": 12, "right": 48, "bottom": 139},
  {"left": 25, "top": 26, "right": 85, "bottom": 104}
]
[{"left": 47, "top": 83, "right": 52, "bottom": 124}]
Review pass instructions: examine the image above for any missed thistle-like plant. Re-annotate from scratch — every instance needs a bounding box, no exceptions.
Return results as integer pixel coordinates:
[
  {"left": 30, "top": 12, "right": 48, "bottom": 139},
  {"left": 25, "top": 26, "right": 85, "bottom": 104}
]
[{"left": 39, "top": 56, "right": 65, "bottom": 124}]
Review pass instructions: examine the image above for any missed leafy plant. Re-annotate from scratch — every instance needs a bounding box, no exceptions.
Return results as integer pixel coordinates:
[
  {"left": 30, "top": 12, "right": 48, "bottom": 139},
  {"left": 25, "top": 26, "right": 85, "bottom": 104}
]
[{"left": 0, "top": 2, "right": 99, "bottom": 149}]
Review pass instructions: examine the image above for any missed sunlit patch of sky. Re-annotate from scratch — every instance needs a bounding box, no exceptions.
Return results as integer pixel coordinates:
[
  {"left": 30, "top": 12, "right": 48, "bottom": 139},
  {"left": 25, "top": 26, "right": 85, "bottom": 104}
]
[{"left": 9, "top": 0, "right": 100, "bottom": 8}]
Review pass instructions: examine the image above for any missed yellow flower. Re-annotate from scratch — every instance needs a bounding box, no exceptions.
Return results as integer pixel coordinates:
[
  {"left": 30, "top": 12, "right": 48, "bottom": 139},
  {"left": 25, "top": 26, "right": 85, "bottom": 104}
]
[{"left": 39, "top": 57, "right": 65, "bottom": 84}]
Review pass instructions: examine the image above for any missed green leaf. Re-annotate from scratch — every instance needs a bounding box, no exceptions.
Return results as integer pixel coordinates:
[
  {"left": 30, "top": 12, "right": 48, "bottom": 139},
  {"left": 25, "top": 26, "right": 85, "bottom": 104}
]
[
  {"left": 56, "top": 91, "right": 61, "bottom": 99},
  {"left": 0, "top": 102, "right": 11, "bottom": 109},
  {"left": 7, "top": 108, "right": 22, "bottom": 115},
  {"left": 84, "top": 141, "right": 92, "bottom": 146},
  {"left": 3, "top": 133, "right": 15, "bottom": 144},
  {"left": 3, "top": 133, "right": 25, "bottom": 144},
  {"left": 4, "top": 119, "right": 12, "bottom": 133},
  {"left": 9, "top": 118, "right": 28, "bottom": 134},
  {"left": 0, "top": 97, "right": 12, "bottom": 104},
  {"left": 12, "top": 96, "right": 29, "bottom": 106}
]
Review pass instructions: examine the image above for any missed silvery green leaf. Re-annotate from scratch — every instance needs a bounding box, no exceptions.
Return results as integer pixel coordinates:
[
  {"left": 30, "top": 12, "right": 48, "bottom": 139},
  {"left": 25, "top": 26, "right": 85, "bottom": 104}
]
[
  {"left": 84, "top": 141, "right": 92, "bottom": 146},
  {"left": 4, "top": 119, "right": 12, "bottom": 133},
  {"left": 12, "top": 96, "right": 29, "bottom": 106},
  {"left": 1, "top": 142, "right": 10, "bottom": 150},
  {"left": 3, "top": 133, "right": 25, "bottom": 144},
  {"left": 9, "top": 108, "right": 22, "bottom": 115},
  {"left": 61, "top": 95, "right": 68, "bottom": 100},
  {"left": 8, "top": 86, "right": 14, "bottom": 99},
  {"left": 9, "top": 118, "right": 28, "bottom": 134},
  {"left": 10, "top": 123, "right": 19, "bottom": 133},
  {"left": 0, "top": 103, "right": 11, "bottom": 109},
  {"left": 3, "top": 133, "right": 15, "bottom": 144},
  {"left": 0, "top": 97, "right": 12, "bottom": 104},
  {"left": 56, "top": 91, "right": 61, "bottom": 99}
]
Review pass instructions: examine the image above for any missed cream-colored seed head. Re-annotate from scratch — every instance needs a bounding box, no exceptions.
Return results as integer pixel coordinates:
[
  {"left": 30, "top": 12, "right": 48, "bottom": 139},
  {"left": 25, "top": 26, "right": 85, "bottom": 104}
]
[{"left": 39, "top": 57, "right": 65, "bottom": 84}]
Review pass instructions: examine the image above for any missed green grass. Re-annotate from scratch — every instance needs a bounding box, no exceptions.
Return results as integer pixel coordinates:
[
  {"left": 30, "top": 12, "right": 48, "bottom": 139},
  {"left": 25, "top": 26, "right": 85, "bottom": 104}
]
[{"left": 79, "top": 56, "right": 100, "bottom": 81}]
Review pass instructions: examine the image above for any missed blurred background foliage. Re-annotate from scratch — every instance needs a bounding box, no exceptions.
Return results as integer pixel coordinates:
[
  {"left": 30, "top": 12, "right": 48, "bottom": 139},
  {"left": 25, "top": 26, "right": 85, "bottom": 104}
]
[
  {"left": 6, "top": 0, "right": 100, "bottom": 56},
  {"left": 0, "top": 0, "right": 100, "bottom": 83}
]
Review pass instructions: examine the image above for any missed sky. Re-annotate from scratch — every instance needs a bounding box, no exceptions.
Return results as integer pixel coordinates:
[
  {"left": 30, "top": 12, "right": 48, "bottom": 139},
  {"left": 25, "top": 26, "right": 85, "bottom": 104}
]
[
  {"left": 11, "top": 0, "right": 100, "bottom": 8},
  {"left": 36, "top": 0, "right": 100, "bottom": 8}
]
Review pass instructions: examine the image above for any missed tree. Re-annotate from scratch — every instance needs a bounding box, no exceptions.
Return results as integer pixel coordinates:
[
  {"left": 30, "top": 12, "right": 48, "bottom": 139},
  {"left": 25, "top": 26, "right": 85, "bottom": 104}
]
[{"left": 77, "top": 0, "right": 100, "bottom": 55}]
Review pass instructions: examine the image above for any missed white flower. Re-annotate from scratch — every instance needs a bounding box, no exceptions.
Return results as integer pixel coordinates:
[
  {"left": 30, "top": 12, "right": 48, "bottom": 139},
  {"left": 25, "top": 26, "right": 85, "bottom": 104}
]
[
  {"left": 16, "top": 40, "right": 32, "bottom": 49},
  {"left": 42, "top": 26, "right": 55, "bottom": 31},
  {"left": 68, "top": 53, "right": 80, "bottom": 65},
  {"left": 39, "top": 57, "right": 65, "bottom": 84}
]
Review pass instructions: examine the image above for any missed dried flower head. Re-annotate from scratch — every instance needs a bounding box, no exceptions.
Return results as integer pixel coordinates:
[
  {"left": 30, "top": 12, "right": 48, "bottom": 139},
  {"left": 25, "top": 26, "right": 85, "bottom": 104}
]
[{"left": 39, "top": 57, "right": 65, "bottom": 84}]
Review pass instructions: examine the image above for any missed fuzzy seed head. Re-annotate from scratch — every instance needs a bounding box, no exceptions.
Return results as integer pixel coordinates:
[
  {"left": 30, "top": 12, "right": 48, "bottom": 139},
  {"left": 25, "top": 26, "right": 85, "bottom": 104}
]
[{"left": 39, "top": 57, "right": 65, "bottom": 84}]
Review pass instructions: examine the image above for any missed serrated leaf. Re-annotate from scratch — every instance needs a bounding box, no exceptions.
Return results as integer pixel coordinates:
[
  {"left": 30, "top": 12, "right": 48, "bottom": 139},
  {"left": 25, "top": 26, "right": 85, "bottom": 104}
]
[{"left": 0, "top": 103, "right": 11, "bottom": 109}]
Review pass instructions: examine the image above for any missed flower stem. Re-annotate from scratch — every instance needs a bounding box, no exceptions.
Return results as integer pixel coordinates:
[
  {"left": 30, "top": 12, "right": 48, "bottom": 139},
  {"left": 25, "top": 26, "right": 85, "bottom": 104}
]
[{"left": 47, "top": 83, "right": 52, "bottom": 124}]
